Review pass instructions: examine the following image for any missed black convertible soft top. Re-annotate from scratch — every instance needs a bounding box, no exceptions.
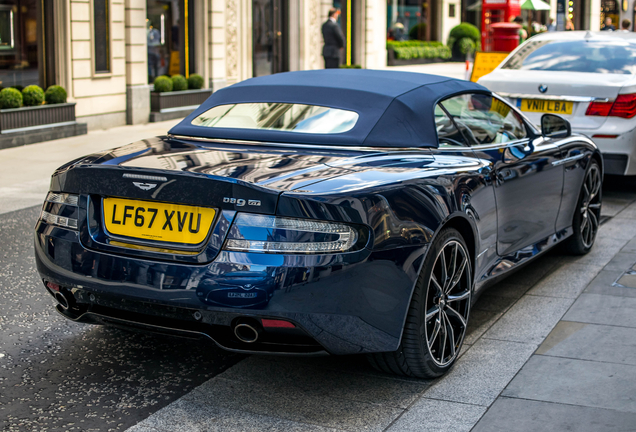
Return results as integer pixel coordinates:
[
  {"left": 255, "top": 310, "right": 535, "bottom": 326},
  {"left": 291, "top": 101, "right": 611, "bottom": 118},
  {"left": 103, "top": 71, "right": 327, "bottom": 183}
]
[{"left": 169, "top": 69, "right": 489, "bottom": 148}]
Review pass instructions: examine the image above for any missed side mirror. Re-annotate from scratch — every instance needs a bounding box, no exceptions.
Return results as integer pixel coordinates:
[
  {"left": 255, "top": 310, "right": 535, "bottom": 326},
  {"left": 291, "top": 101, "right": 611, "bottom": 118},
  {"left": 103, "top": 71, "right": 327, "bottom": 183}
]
[{"left": 541, "top": 114, "right": 571, "bottom": 139}]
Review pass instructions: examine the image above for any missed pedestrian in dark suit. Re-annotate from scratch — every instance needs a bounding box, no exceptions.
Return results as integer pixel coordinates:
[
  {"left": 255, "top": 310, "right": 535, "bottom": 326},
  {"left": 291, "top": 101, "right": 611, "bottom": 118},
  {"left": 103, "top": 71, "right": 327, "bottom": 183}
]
[{"left": 322, "top": 8, "right": 345, "bottom": 69}]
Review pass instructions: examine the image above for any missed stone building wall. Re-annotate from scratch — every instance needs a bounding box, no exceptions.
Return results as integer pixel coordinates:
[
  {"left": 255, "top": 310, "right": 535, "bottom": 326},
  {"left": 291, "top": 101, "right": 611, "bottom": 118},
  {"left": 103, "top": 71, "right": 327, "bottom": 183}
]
[{"left": 62, "top": 0, "right": 387, "bottom": 130}]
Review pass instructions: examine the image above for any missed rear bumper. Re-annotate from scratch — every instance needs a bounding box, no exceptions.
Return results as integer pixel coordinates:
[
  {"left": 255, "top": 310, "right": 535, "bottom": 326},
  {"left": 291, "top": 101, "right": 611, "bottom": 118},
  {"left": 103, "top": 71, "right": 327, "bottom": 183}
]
[
  {"left": 35, "top": 224, "right": 426, "bottom": 355},
  {"left": 574, "top": 125, "right": 636, "bottom": 176}
]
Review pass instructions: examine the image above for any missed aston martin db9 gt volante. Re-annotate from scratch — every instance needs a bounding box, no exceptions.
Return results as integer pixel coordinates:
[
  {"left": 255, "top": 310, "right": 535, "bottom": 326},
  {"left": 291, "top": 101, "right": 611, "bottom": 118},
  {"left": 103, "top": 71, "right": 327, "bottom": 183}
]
[{"left": 35, "top": 70, "right": 602, "bottom": 378}]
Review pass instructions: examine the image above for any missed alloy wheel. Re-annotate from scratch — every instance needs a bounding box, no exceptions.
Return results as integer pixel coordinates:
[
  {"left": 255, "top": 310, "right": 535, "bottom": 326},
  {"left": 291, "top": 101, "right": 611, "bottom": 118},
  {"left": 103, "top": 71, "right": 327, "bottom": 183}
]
[
  {"left": 580, "top": 164, "right": 602, "bottom": 249},
  {"left": 423, "top": 240, "right": 471, "bottom": 367}
]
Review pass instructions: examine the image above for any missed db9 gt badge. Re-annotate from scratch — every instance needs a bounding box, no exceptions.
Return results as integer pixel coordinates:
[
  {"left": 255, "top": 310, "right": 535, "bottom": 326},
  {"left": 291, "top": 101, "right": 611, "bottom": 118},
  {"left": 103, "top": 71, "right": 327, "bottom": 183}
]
[{"left": 223, "top": 197, "right": 261, "bottom": 207}]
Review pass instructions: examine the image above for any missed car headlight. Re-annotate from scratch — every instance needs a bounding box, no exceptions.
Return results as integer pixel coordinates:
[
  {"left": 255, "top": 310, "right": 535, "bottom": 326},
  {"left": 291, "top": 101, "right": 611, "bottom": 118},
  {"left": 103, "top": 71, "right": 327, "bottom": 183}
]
[
  {"left": 40, "top": 192, "right": 79, "bottom": 230},
  {"left": 223, "top": 213, "right": 367, "bottom": 254}
]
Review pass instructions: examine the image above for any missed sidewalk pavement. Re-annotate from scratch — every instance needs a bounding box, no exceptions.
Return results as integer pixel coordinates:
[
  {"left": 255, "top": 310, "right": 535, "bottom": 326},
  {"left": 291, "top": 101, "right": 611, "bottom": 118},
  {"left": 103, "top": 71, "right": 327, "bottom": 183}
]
[
  {"left": 0, "top": 119, "right": 180, "bottom": 215},
  {"left": 124, "top": 191, "right": 636, "bottom": 432}
]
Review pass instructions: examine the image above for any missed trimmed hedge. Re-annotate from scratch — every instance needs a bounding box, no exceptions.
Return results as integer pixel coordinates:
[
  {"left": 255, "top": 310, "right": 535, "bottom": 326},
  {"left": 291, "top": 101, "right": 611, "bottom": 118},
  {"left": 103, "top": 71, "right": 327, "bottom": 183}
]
[
  {"left": 153, "top": 75, "right": 173, "bottom": 93},
  {"left": 0, "top": 87, "right": 22, "bottom": 109},
  {"left": 339, "top": 64, "right": 362, "bottom": 69},
  {"left": 22, "top": 85, "right": 45, "bottom": 107},
  {"left": 187, "top": 73, "right": 204, "bottom": 90},
  {"left": 447, "top": 23, "right": 481, "bottom": 56},
  {"left": 45, "top": 85, "right": 67, "bottom": 104},
  {"left": 387, "top": 40, "right": 451, "bottom": 60},
  {"left": 171, "top": 74, "right": 188, "bottom": 91}
]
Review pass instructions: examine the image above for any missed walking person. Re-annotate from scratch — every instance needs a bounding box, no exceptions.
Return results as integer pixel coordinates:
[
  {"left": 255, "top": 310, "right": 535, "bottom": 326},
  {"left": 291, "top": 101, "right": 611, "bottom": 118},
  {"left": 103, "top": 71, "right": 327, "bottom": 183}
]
[
  {"left": 620, "top": 19, "right": 632, "bottom": 32},
  {"left": 322, "top": 8, "right": 345, "bottom": 69}
]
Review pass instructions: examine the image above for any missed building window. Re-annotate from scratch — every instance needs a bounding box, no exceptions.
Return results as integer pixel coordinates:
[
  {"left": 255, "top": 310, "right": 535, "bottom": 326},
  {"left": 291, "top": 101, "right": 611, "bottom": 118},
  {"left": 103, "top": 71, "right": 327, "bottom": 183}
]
[
  {"left": 449, "top": 4, "right": 456, "bottom": 18},
  {"left": 93, "top": 0, "right": 110, "bottom": 73}
]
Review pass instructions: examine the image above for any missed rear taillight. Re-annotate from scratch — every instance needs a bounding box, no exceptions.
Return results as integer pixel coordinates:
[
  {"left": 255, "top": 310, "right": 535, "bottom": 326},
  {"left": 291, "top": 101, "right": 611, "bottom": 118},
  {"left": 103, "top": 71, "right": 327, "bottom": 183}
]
[
  {"left": 586, "top": 93, "right": 636, "bottom": 118},
  {"left": 609, "top": 93, "right": 636, "bottom": 118},
  {"left": 585, "top": 101, "right": 613, "bottom": 117}
]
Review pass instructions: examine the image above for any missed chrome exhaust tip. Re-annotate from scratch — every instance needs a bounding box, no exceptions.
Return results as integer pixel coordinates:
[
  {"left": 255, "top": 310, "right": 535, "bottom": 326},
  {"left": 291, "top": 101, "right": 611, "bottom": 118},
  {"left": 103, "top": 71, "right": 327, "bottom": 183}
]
[
  {"left": 54, "top": 292, "right": 70, "bottom": 310},
  {"left": 234, "top": 323, "right": 261, "bottom": 343}
]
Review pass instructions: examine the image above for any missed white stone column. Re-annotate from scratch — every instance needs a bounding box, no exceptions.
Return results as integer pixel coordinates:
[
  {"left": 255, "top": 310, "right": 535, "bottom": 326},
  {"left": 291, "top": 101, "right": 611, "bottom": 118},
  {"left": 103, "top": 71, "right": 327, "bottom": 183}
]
[
  {"left": 194, "top": 0, "right": 209, "bottom": 86},
  {"left": 364, "top": 0, "right": 387, "bottom": 69},
  {"left": 71, "top": 0, "right": 127, "bottom": 130},
  {"left": 125, "top": 0, "right": 150, "bottom": 124},
  {"left": 588, "top": 0, "right": 601, "bottom": 30},
  {"left": 209, "top": 0, "right": 227, "bottom": 90},
  {"left": 225, "top": 0, "right": 252, "bottom": 85}
]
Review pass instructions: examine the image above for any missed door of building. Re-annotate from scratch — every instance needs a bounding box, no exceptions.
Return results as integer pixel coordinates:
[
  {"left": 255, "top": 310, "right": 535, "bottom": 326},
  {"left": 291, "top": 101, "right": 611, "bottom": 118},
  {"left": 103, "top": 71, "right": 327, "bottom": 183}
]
[
  {"left": 0, "top": 0, "right": 54, "bottom": 89},
  {"left": 253, "top": 0, "right": 288, "bottom": 77}
]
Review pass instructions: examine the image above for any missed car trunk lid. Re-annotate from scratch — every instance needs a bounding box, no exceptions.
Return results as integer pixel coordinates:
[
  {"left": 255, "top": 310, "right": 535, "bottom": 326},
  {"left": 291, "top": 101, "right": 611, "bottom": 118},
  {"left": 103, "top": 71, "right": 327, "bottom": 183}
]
[{"left": 481, "top": 69, "right": 633, "bottom": 130}]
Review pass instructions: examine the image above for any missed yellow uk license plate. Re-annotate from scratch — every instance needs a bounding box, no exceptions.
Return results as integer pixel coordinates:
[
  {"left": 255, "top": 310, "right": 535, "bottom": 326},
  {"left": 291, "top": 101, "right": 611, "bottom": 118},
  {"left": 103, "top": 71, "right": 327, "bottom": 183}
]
[
  {"left": 103, "top": 197, "right": 216, "bottom": 245},
  {"left": 519, "top": 99, "right": 573, "bottom": 115}
]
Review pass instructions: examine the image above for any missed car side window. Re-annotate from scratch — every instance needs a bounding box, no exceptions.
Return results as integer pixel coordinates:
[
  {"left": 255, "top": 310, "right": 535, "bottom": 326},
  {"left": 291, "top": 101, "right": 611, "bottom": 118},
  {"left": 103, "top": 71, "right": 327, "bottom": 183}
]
[
  {"left": 440, "top": 93, "right": 527, "bottom": 145},
  {"left": 434, "top": 104, "right": 468, "bottom": 147}
]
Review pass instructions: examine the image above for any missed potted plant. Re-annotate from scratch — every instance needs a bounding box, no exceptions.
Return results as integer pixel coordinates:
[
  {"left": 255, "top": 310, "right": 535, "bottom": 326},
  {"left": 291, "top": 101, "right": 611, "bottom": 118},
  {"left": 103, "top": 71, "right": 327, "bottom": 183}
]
[
  {"left": 447, "top": 23, "right": 481, "bottom": 61},
  {"left": 149, "top": 73, "right": 213, "bottom": 122},
  {"left": 0, "top": 84, "right": 86, "bottom": 150}
]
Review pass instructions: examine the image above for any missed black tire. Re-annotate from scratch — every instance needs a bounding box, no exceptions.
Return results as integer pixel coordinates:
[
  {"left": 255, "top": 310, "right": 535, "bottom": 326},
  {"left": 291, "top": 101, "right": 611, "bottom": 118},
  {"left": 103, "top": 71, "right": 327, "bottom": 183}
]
[
  {"left": 563, "top": 160, "right": 602, "bottom": 255},
  {"left": 367, "top": 228, "right": 472, "bottom": 378}
]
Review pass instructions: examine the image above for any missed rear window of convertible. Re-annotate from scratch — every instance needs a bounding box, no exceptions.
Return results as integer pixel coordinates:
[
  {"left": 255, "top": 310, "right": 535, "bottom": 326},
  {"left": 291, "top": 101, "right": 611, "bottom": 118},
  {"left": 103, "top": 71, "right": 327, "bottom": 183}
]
[
  {"left": 502, "top": 39, "right": 636, "bottom": 74},
  {"left": 191, "top": 103, "right": 359, "bottom": 134}
]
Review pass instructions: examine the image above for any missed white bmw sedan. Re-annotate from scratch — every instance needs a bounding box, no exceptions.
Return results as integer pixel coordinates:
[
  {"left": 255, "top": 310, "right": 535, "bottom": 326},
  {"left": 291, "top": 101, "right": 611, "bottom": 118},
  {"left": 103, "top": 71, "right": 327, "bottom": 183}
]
[{"left": 479, "top": 31, "right": 636, "bottom": 175}]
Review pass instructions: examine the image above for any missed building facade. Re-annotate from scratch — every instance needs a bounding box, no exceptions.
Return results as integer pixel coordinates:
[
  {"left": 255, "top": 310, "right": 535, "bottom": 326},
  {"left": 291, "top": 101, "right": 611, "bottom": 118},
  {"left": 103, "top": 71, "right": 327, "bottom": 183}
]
[{"left": 0, "top": 0, "right": 387, "bottom": 131}]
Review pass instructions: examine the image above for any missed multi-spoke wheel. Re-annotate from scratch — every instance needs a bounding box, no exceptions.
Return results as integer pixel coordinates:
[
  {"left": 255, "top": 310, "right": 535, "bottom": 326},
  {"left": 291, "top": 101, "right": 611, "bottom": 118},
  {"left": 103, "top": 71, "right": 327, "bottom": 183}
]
[
  {"left": 368, "top": 228, "right": 472, "bottom": 378},
  {"left": 564, "top": 160, "right": 602, "bottom": 255}
]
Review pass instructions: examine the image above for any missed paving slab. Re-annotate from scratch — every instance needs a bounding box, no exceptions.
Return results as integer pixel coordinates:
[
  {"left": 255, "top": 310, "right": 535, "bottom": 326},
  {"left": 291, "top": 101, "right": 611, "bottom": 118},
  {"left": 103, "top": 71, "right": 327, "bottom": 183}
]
[
  {"left": 536, "top": 321, "right": 636, "bottom": 365},
  {"left": 385, "top": 398, "right": 486, "bottom": 432},
  {"left": 527, "top": 262, "right": 602, "bottom": 298},
  {"left": 502, "top": 355, "right": 636, "bottom": 413},
  {"left": 622, "top": 237, "right": 636, "bottom": 253},
  {"left": 182, "top": 377, "right": 403, "bottom": 432},
  {"left": 599, "top": 197, "right": 635, "bottom": 217},
  {"left": 464, "top": 308, "right": 505, "bottom": 346},
  {"left": 482, "top": 282, "right": 531, "bottom": 299},
  {"left": 212, "top": 356, "right": 429, "bottom": 409},
  {"left": 615, "top": 201, "right": 636, "bottom": 220},
  {"left": 562, "top": 234, "right": 630, "bottom": 268},
  {"left": 423, "top": 338, "right": 537, "bottom": 406},
  {"left": 472, "top": 397, "right": 636, "bottom": 432},
  {"left": 583, "top": 269, "right": 636, "bottom": 298},
  {"left": 564, "top": 293, "right": 636, "bottom": 328},
  {"left": 128, "top": 399, "right": 341, "bottom": 432},
  {"left": 482, "top": 295, "right": 574, "bottom": 344},
  {"left": 602, "top": 252, "right": 636, "bottom": 272}
]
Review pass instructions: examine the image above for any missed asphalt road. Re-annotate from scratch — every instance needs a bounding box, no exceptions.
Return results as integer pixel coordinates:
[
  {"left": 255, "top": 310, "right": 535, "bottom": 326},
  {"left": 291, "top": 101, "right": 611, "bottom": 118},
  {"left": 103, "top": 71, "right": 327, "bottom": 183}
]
[{"left": 0, "top": 206, "right": 244, "bottom": 432}]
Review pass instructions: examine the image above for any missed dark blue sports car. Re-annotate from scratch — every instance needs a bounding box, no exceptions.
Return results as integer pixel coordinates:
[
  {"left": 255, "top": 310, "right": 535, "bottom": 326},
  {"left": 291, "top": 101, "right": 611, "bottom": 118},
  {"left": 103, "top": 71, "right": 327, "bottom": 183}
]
[{"left": 34, "top": 70, "right": 602, "bottom": 378}]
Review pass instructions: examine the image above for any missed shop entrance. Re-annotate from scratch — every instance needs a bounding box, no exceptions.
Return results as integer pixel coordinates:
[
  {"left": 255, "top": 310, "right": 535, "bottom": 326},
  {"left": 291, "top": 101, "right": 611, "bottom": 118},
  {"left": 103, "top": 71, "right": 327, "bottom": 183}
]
[
  {"left": 147, "top": 0, "right": 195, "bottom": 83},
  {"left": 0, "top": 0, "right": 54, "bottom": 89},
  {"left": 252, "top": 0, "right": 288, "bottom": 77}
]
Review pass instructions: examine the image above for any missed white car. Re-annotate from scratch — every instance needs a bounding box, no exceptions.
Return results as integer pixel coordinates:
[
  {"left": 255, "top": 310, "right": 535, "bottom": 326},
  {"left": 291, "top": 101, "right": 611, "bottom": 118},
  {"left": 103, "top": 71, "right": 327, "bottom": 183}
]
[{"left": 479, "top": 31, "right": 636, "bottom": 175}]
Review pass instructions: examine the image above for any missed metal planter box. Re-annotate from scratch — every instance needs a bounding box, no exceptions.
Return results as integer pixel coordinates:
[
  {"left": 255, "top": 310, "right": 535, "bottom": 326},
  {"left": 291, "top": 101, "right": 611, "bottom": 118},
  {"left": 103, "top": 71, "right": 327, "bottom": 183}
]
[
  {"left": 150, "top": 89, "right": 213, "bottom": 114},
  {"left": 0, "top": 102, "right": 77, "bottom": 132}
]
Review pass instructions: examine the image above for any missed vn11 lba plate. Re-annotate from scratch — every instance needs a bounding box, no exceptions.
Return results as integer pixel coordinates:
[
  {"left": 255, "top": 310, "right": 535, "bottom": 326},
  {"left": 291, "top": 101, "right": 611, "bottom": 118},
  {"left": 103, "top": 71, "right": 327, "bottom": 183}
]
[
  {"left": 103, "top": 197, "right": 216, "bottom": 245},
  {"left": 518, "top": 99, "right": 573, "bottom": 115}
]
